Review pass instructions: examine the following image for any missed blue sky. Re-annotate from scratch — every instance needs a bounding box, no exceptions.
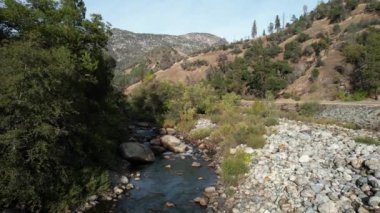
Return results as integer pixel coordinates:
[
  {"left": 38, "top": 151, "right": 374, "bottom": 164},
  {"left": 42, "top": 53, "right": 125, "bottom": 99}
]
[{"left": 85, "top": 0, "right": 320, "bottom": 42}]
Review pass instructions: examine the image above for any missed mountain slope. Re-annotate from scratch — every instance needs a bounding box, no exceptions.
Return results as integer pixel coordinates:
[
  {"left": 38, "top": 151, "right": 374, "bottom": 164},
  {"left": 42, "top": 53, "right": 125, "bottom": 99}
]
[
  {"left": 108, "top": 28, "right": 228, "bottom": 73},
  {"left": 124, "top": 2, "right": 380, "bottom": 100}
]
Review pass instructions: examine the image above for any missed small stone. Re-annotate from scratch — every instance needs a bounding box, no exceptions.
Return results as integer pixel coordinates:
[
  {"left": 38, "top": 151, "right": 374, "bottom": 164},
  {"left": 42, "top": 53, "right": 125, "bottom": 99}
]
[
  {"left": 120, "top": 176, "right": 129, "bottom": 184},
  {"left": 205, "top": 186, "right": 216, "bottom": 194},
  {"left": 194, "top": 197, "right": 208, "bottom": 206},
  {"left": 350, "top": 158, "right": 364, "bottom": 169},
  {"left": 113, "top": 187, "right": 123, "bottom": 195},
  {"left": 166, "top": 128, "right": 176, "bottom": 135},
  {"left": 126, "top": 183, "right": 134, "bottom": 190},
  {"left": 299, "top": 155, "right": 311, "bottom": 163},
  {"left": 343, "top": 173, "right": 352, "bottom": 181},
  {"left": 198, "top": 177, "right": 204, "bottom": 180},
  {"left": 165, "top": 164, "right": 171, "bottom": 169},
  {"left": 159, "top": 128, "right": 167, "bottom": 135},
  {"left": 368, "top": 196, "right": 380, "bottom": 207},
  {"left": 311, "top": 183, "right": 324, "bottom": 193},
  {"left": 357, "top": 206, "right": 369, "bottom": 213},
  {"left": 365, "top": 159, "right": 380, "bottom": 170},
  {"left": 361, "top": 184, "right": 371, "bottom": 192},
  {"left": 198, "top": 143, "right": 206, "bottom": 149},
  {"left": 318, "top": 201, "right": 338, "bottom": 213},
  {"left": 244, "top": 147, "right": 254, "bottom": 154},
  {"left": 230, "top": 148, "right": 237, "bottom": 155},
  {"left": 88, "top": 195, "right": 98, "bottom": 201},
  {"left": 192, "top": 162, "right": 201, "bottom": 168},
  {"left": 300, "top": 189, "right": 315, "bottom": 198},
  {"left": 368, "top": 176, "right": 380, "bottom": 188},
  {"left": 165, "top": 202, "right": 175, "bottom": 208}
]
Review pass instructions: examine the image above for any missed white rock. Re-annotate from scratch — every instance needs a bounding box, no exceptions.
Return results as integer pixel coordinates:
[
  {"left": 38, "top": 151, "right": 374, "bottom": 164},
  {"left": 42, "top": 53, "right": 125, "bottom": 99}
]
[{"left": 299, "top": 155, "right": 311, "bottom": 163}]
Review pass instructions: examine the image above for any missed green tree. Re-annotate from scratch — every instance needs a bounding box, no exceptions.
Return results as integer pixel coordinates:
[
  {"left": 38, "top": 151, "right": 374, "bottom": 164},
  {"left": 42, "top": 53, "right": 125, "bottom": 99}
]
[
  {"left": 0, "top": 0, "right": 126, "bottom": 211},
  {"left": 268, "top": 22, "right": 274, "bottom": 34},
  {"left": 275, "top": 15, "right": 281, "bottom": 32},
  {"left": 251, "top": 20, "right": 257, "bottom": 38},
  {"left": 363, "top": 31, "right": 380, "bottom": 99},
  {"left": 284, "top": 41, "right": 302, "bottom": 62}
]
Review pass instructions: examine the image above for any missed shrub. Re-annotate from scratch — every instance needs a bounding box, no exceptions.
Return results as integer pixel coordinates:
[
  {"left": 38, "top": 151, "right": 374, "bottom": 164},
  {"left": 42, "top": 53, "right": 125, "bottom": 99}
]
[
  {"left": 367, "top": 0, "right": 380, "bottom": 12},
  {"left": 351, "top": 91, "right": 369, "bottom": 101},
  {"left": 266, "top": 42, "right": 283, "bottom": 58},
  {"left": 231, "top": 47, "right": 243, "bottom": 54},
  {"left": 312, "top": 40, "right": 329, "bottom": 56},
  {"left": 297, "top": 33, "right": 311, "bottom": 43},
  {"left": 316, "top": 56, "right": 324, "bottom": 67},
  {"left": 342, "top": 43, "right": 366, "bottom": 65},
  {"left": 299, "top": 101, "right": 321, "bottom": 116},
  {"left": 283, "top": 93, "right": 292, "bottom": 99},
  {"left": 264, "top": 117, "right": 279, "bottom": 126},
  {"left": 333, "top": 24, "right": 341, "bottom": 34},
  {"left": 355, "top": 137, "right": 380, "bottom": 145},
  {"left": 181, "top": 59, "right": 209, "bottom": 71},
  {"left": 221, "top": 151, "right": 251, "bottom": 186},
  {"left": 310, "top": 68, "right": 320, "bottom": 81},
  {"left": 284, "top": 41, "right": 302, "bottom": 62},
  {"left": 188, "top": 128, "right": 212, "bottom": 141},
  {"left": 303, "top": 45, "right": 314, "bottom": 56}
]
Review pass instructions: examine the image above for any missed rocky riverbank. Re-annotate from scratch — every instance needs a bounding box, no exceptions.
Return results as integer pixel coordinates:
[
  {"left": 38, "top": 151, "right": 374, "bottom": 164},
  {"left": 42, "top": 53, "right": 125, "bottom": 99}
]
[{"left": 229, "top": 119, "right": 380, "bottom": 213}]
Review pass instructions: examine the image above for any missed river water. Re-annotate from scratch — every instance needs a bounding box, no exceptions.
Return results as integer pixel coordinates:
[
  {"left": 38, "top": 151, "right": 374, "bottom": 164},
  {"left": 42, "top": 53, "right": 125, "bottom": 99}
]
[{"left": 91, "top": 127, "right": 217, "bottom": 213}]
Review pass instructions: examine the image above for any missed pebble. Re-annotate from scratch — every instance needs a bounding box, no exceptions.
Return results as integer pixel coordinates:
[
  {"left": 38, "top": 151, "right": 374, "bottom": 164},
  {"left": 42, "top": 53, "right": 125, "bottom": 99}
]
[{"left": 230, "top": 119, "right": 380, "bottom": 212}]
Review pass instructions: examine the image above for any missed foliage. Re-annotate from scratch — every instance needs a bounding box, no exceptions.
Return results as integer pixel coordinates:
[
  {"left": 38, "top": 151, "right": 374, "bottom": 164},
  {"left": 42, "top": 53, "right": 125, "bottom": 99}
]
[
  {"left": 354, "top": 136, "right": 380, "bottom": 146},
  {"left": 333, "top": 24, "right": 341, "bottom": 34},
  {"left": 188, "top": 128, "right": 213, "bottom": 141},
  {"left": 284, "top": 41, "right": 302, "bottom": 62},
  {"left": 297, "top": 33, "right": 311, "bottom": 43},
  {"left": 312, "top": 40, "right": 329, "bottom": 56},
  {"left": 207, "top": 40, "right": 293, "bottom": 98},
  {"left": 181, "top": 59, "right": 209, "bottom": 71},
  {"left": 221, "top": 151, "right": 251, "bottom": 186},
  {"left": 310, "top": 68, "right": 320, "bottom": 81},
  {"left": 367, "top": 0, "right": 380, "bottom": 12},
  {"left": 0, "top": 0, "right": 128, "bottom": 211},
  {"left": 299, "top": 102, "right": 321, "bottom": 116},
  {"left": 342, "top": 43, "right": 366, "bottom": 65}
]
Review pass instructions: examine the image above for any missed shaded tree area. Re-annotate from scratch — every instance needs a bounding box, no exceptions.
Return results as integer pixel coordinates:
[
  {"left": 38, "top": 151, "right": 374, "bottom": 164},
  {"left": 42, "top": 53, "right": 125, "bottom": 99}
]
[
  {"left": 206, "top": 40, "right": 292, "bottom": 98},
  {"left": 0, "top": 0, "right": 128, "bottom": 211},
  {"left": 342, "top": 29, "right": 380, "bottom": 99}
]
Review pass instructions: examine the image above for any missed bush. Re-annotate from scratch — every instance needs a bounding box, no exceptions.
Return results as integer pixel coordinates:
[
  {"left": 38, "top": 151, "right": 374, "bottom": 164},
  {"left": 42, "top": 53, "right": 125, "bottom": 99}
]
[
  {"left": 297, "top": 33, "right": 311, "bottom": 43},
  {"left": 221, "top": 151, "right": 251, "bottom": 186},
  {"left": 312, "top": 40, "right": 329, "bottom": 56},
  {"left": 342, "top": 43, "right": 366, "bottom": 65},
  {"left": 188, "top": 128, "right": 212, "bottom": 141},
  {"left": 316, "top": 56, "right": 324, "bottom": 67},
  {"left": 230, "top": 47, "right": 243, "bottom": 54},
  {"left": 367, "top": 0, "right": 380, "bottom": 12},
  {"left": 265, "top": 117, "right": 279, "bottom": 126},
  {"left": 284, "top": 41, "right": 302, "bottom": 62},
  {"left": 181, "top": 59, "right": 209, "bottom": 71},
  {"left": 303, "top": 45, "right": 314, "bottom": 56},
  {"left": 299, "top": 101, "right": 321, "bottom": 116},
  {"left": 310, "top": 68, "right": 320, "bottom": 81},
  {"left": 355, "top": 137, "right": 380, "bottom": 145},
  {"left": 333, "top": 24, "right": 341, "bottom": 34}
]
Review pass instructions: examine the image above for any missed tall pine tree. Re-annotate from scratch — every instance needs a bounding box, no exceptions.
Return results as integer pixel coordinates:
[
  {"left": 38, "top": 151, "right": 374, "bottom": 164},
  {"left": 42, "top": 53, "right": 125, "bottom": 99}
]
[
  {"left": 275, "top": 15, "right": 281, "bottom": 32},
  {"left": 251, "top": 20, "right": 257, "bottom": 38}
]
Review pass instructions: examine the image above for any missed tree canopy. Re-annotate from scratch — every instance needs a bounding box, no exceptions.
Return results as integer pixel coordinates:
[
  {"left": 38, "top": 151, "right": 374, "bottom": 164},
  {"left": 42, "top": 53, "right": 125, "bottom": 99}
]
[{"left": 0, "top": 0, "right": 127, "bottom": 211}]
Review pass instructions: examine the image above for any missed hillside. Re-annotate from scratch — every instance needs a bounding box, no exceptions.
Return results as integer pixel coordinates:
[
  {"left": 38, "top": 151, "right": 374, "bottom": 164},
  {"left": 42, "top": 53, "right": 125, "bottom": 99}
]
[
  {"left": 124, "top": 2, "right": 380, "bottom": 101},
  {"left": 108, "top": 28, "right": 228, "bottom": 74}
]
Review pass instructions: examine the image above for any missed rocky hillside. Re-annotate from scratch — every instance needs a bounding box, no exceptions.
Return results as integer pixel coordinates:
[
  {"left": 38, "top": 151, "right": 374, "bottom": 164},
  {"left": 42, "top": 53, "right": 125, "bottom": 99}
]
[
  {"left": 125, "top": 2, "right": 380, "bottom": 101},
  {"left": 108, "top": 28, "right": 228, "bottom": 73}
]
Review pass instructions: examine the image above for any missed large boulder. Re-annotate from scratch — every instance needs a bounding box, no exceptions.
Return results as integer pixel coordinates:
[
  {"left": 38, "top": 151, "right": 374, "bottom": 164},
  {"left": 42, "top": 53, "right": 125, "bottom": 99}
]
[
  {"left": 160, "top": 135, "right": 187, "bottom": 153},
  {"left": 119, "top": 143, "right": 155, "bottom": 163}
]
